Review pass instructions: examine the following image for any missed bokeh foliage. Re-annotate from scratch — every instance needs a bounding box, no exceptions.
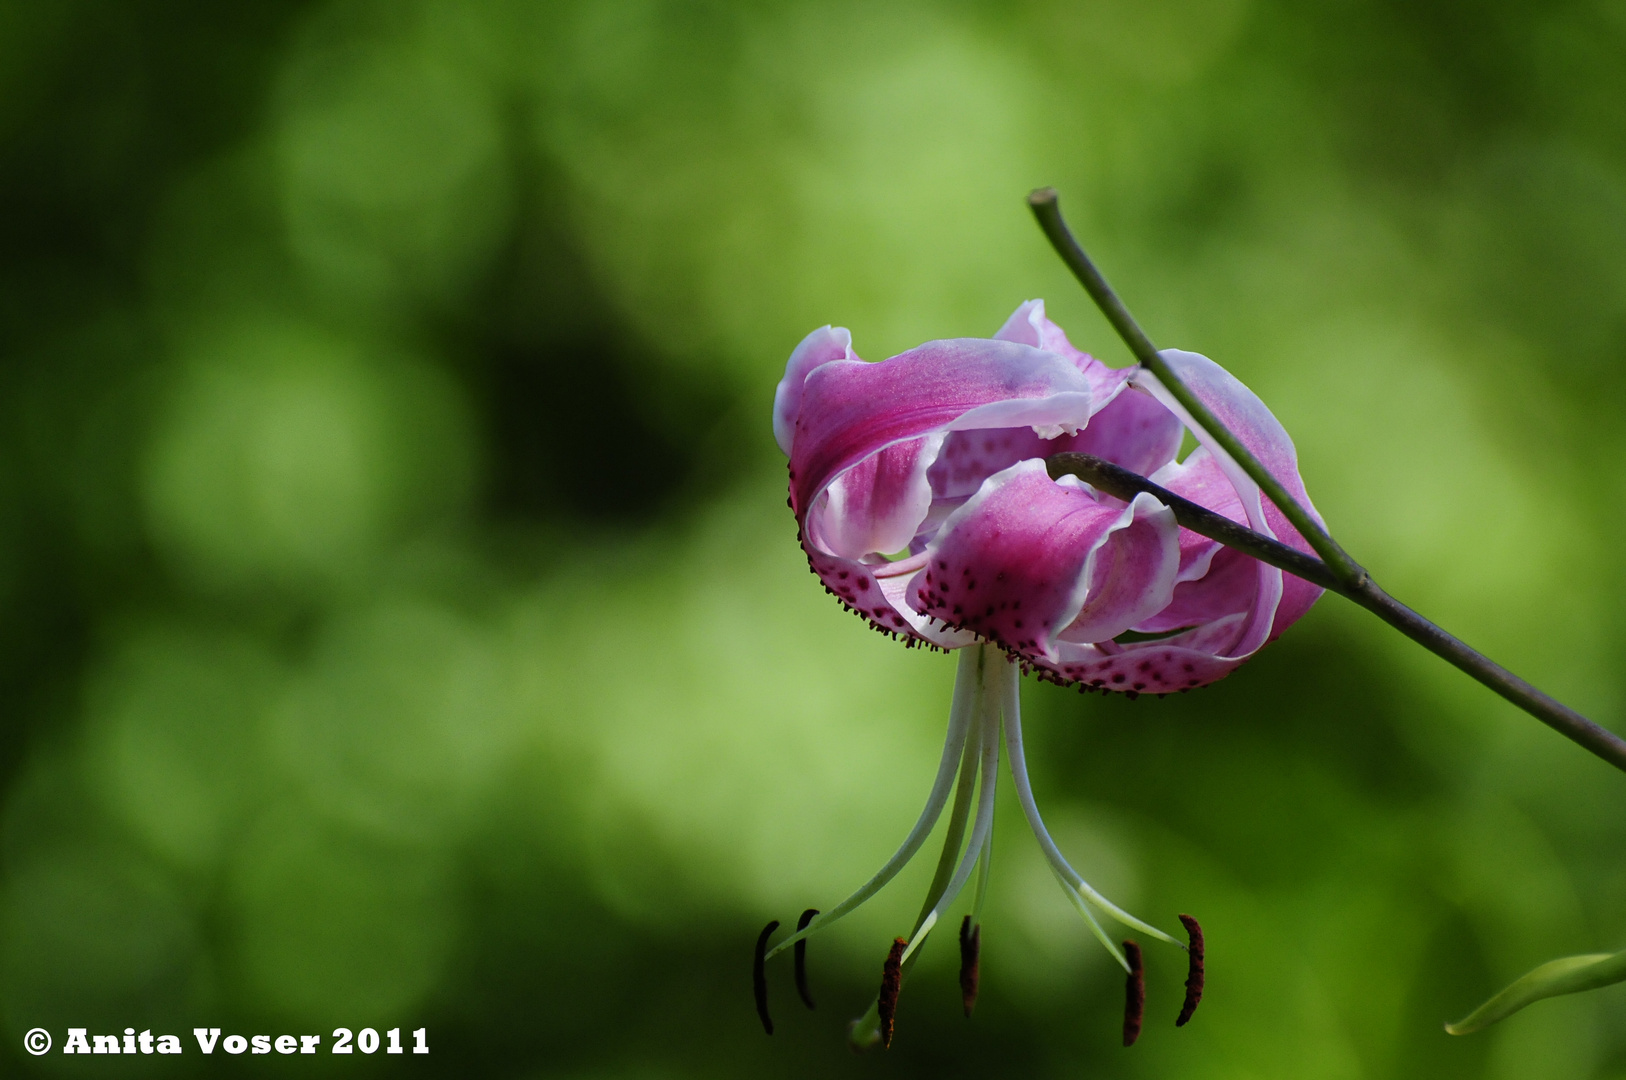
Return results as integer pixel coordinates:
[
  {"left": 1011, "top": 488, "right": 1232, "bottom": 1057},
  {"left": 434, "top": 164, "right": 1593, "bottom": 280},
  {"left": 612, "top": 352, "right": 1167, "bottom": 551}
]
[{"left": 1, "top": 0, "right": 1625, "bottom": 1076}]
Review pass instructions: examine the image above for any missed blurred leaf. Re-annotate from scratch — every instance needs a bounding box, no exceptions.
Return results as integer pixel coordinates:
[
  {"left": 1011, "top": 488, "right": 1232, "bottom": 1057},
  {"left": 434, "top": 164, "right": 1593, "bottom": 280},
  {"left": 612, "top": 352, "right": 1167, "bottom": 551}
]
[{"left": 1446, "top": 949, "right": 1626, "bottom": 1035}]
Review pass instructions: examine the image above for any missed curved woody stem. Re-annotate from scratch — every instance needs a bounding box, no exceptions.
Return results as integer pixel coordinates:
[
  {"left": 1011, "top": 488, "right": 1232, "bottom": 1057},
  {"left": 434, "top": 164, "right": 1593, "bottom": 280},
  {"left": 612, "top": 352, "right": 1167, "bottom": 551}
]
[
  {"left": 1026, "top": 190, "right": 1626, "bottom": 775},
  {"left": 1029, "top": 188, "right": 1362, "bottom": 585}
]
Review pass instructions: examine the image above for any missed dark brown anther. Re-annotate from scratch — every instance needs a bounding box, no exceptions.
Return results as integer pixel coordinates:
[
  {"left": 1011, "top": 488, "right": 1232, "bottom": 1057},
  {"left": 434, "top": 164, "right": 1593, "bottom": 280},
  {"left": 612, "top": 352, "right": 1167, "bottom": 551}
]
[
  {"left": 877, "top": 937, "right": 907, "bottom": 1048},
  {"left": 794, "top": 908, "right": 819, "bottom": 1010},
  {"left": 754, "top": 920, "right": 779, "bottom": 1035},
  {"left": 958, "top": 915, "right": 981, "bottom": 1018},
  {"left": 1176, "top": 914, "right": 1205, "bottom": 1027},
  {"left": 1122, "top": 940, "right": 1144, "bottom": 1047}
]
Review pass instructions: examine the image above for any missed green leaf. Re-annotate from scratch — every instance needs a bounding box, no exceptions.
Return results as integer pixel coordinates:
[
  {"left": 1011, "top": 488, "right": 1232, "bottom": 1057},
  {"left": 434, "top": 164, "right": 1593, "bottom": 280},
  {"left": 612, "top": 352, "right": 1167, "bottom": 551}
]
[{"left": 1446, "top": 949, "right": 1626, "bottom": 1035}]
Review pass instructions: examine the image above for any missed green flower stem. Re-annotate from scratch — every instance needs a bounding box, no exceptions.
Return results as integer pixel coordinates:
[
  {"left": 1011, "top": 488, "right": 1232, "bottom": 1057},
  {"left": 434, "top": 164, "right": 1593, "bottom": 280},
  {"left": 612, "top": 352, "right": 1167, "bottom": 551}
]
[
  {"left": 1044, "top": 450, "right": 1626, "bottom": 774},
  {"left": 1027, "top": 188, "right": 1364, "bottom": 587}
]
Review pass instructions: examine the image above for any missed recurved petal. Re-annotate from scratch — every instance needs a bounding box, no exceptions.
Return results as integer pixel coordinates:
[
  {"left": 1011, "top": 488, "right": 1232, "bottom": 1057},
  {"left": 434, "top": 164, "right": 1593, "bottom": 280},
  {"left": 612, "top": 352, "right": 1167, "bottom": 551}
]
[
  {"left": 927, "top": 425, "right": 1053, "bottom": 500},
  {"left": 1132, "top": 351, "right": 1324, "bottom": 654},
  {"left": 1135, "top": 351, "right": 1324, "bottom": 556},
  {"left": 1042, "top": 622, "right": 1249, "bottom": 693},
  {"left": 789, "top": 338, "right": 1094, "bottom": 528},
  {"left": 1135, "top": 445, "right": 1255, "bottom": 634},
  {"left": 906, "top": 460, "right": 1179, "bottom": 663},
  {"left": 925, "top": 381, "right": 1182, "bottom": 503},
  {"left": 1049, "top": 383, "right": 1184, "bottom": 479},
  {"left": 1152, "top": 445, "right": 1244, "bottom": 583},
  {"left": 773, "top": 325, "right": 857, "bottom": 455},
  {"left": 803, "top": 547, "right": 977, "bottom": 648},
  {"left": 995, "top": 299, "right": 1132, "bottom": 404},
  {"left": 812, "top": 434, "right": 944, "bottom": 560},
  {"left": 1133, "top": 547, "right": 1260, "bottom": 634}
]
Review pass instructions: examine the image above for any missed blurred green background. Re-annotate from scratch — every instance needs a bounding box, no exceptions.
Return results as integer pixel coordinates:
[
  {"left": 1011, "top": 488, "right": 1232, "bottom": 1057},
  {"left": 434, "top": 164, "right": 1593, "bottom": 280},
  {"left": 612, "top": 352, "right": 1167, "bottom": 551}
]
[{"left": 1, "top": 0, "right": 1625, "bottom": 1075}]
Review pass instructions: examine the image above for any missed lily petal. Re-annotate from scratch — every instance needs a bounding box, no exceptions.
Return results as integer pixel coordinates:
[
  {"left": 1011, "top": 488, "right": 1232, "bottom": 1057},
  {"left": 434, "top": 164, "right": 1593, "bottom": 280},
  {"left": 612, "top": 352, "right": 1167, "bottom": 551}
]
[
  {"left": 1017, "top": 351, "right": 1325, "bottom": 692},
  {"left": 907, "top": 460, "right": 1179, "bottom": 664},
  {"left": 1050, "top": 383, "right": 1183, "bottom": 480},
  {"left": 928, "top": 426, "right": 1056, "bottom": 501},
  {"left": 925, "top": 385, "right": 1181, "bottom": 503},
  {"left": 995, "top": 299, "right": 1132, "bottom": 406},
  {"left": 774, "top": 325, "right": 857, "bottom": 456},
  {"left": 1133, "top": 350, "right": 1324, "bottom": 643},
  {"left": 1044, "top": 627, "right": 1250, "bottom": 693},
  {"left": 1133, "top": 447, "right": 1255, "bottom": 633},
  {"left": 815, "top": 434, "right": 945, "bottom": 560},
  {"left": 792, "top": 338, "right": 1095, "bottom": 561}
]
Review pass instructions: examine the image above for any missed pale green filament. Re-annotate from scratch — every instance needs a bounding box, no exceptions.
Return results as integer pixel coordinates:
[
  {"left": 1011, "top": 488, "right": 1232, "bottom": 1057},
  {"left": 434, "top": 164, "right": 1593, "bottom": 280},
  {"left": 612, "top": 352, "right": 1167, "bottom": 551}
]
[
  {"left": 762, "top": 649, "right": 981, "bottom": 962},
  {"left": 998, "top": 655, "right": 1181, "bottom": 957},
  {"left": 848, "top": 646, "right": 993, "bottom": 1049},
  {"left": 787, "top": 641, "right": 1179, "bottom": 1051},
  {"left": 901, "top": 667, "right": 1002, "bottom": 964}
]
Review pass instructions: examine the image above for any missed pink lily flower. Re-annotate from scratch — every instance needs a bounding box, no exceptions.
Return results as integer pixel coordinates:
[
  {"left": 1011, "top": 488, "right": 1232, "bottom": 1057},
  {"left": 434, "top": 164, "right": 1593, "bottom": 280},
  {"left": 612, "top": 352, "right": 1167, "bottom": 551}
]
[
  {"left": 776, "top": 298, "right": 1323, "bottom": 693},
  {"left": 761, "top": 300, "right": 1322, "bottom": 1046}
]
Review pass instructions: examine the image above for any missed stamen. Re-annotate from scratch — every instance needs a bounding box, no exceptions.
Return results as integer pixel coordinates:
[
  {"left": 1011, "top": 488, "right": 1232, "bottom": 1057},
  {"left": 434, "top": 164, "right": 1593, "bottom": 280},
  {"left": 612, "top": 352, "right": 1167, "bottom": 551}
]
[
  {"left": 901, "top": 681, "right": 1003, "bottom": 966},
  {"left": 899, "top": 910, "right": 938, "bottom": 964},
  {"left": 1176, "top": 914, "right": 1205, "bottom": 1027},
  {"left": 1001, "top": 662, "right": 1180, "bottom": 951},
  {"left": 970, "top": 821, "right": 994, "bottom": 922},
  {"left": 754, "top": 920, "right": 779, "bottom": 1035},
  {"left": 794, "top": 908, "right": 819, "bottom": 1010},
  {"left": 762, "top": 649, "right": 982, "bottom": 963},
  {"left": 959, "top": 915, "right": 981, "bottom": 1018},
  {"left": 1055, "top": 866, "right": 1128, "bottom": 971},
  {"left": 1122, "top": 940, "right": 1144, "bottom": 1047},
  {"left": 878, "top": 937, "right": 906, "bottom": 1048}
]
